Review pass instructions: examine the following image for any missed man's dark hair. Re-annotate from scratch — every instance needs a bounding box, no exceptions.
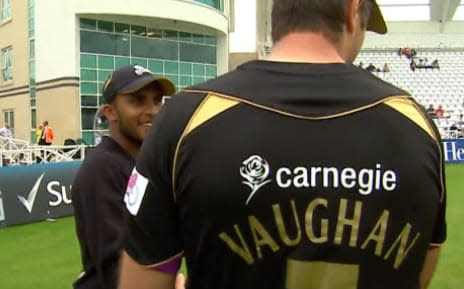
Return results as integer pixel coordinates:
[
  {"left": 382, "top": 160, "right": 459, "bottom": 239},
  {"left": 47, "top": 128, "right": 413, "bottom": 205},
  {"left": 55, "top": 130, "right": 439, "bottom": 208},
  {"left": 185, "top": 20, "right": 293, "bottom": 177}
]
[{"left": 272, "top": 0, "right": 372, "bottom": 44}]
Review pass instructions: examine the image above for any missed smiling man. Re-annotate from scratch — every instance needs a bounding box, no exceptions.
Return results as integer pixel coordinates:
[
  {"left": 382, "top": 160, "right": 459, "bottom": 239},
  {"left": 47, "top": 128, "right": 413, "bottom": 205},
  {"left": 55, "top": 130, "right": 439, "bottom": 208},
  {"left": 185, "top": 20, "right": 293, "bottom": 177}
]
[{"left": 71, "top": 65, "right": 175, "bottom": 289}]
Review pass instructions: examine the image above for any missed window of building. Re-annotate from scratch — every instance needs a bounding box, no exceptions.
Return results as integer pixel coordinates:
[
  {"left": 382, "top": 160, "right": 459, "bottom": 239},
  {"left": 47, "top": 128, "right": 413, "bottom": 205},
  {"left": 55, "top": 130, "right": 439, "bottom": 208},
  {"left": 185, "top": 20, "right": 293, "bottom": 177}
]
[
  {"left": 3, "top": 109, "right": 14, "bottom": 134},
  {"left": 1, "top": 47, "right": 12, "bottom": 82},
  {"left": 79, "top": 18, "right": 219, "bottom": 144},
  {"left": 1, "top": 0, "right": 11, "bottom": 21},
  {"left": 194, "top": 0, "right": 223, "bottom": 10}
]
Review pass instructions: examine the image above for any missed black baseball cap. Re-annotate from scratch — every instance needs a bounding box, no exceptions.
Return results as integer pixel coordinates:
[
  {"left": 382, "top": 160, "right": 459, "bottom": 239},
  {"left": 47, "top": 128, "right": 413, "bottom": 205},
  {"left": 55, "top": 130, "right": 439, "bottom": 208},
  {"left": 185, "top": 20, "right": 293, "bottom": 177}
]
[
  {"left": 367, "top": 0, "right": 387, "bottom": 34},
  {"left": 102, "top": 64, "right": 176, "bottom": 103}
]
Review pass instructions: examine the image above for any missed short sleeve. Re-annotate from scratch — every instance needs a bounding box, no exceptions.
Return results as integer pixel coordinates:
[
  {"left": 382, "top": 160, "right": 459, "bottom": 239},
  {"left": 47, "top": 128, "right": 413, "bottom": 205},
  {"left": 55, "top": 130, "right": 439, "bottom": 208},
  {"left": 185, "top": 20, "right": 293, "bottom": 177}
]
[
  {"left": 124, "top": 92, "right": 205, "bottom": 266},
  {"left": 431, "top": 135, "right": 447, "bottom": 246},
  {"left": 428, "top": 106, "right": 447, "bottom": 246},
  {"left": 415, "top": 100, "right": 447, "bottom": 246},
  {"left": 431, "top": 191, "right": 446, "bottom": 245}
]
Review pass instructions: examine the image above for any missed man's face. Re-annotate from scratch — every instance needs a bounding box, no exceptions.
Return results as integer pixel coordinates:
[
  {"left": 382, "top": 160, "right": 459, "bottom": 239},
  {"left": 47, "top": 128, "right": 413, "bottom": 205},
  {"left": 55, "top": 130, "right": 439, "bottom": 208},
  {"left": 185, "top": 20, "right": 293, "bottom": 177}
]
[{"left": 112, "top": 83, "right": 163, "bottom": 146}]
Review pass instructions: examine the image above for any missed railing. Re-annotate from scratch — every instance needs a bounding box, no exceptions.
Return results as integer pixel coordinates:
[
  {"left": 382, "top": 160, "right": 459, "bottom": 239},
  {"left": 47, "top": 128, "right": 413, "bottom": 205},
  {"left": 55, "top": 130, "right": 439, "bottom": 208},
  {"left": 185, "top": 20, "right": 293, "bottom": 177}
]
[{"left": 0, "top": 136, "right": 87, "bottom": 167}]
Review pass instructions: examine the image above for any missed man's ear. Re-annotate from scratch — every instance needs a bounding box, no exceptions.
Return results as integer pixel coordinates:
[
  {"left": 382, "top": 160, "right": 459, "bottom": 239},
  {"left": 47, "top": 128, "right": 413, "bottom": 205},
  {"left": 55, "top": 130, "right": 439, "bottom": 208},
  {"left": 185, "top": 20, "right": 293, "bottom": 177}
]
[
  {"left": 101, "top": 104, "right": 118, "bottom": 122},
  {"left": 345, "top": 0, "right": 362, "bottom": 33}
]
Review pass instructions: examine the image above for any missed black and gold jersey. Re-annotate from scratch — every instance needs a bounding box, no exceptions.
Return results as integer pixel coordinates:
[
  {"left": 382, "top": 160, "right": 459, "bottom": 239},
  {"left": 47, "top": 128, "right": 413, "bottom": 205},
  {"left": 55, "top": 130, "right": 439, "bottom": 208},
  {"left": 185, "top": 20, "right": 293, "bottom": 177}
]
[{"left": 124, "top": 61, "right": 446, "bottom": 289}]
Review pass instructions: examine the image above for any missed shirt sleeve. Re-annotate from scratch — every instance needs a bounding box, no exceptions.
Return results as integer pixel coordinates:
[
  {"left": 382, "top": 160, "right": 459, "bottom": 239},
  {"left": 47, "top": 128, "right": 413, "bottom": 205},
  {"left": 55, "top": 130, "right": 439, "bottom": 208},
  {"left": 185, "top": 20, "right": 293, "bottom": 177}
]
[
  {"left": 430, "top": 135, "right": 447, "bottom": 246},
  {"left": 425, "top": 105, "right": 447, "bottom": 246},
  {"left": 124, "top": 92, "right": 205, "bottom": 266},
  {"left": 430, "top": 191, "right": 446, "bottom": 246}
]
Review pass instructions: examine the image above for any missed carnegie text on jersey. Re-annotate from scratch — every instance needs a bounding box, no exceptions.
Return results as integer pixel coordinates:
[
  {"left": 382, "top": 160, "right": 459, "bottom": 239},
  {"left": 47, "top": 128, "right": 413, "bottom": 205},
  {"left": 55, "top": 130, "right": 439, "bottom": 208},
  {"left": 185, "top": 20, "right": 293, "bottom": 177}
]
[{"left": 275, "top": 163, "right": 397, "bottom": 195}]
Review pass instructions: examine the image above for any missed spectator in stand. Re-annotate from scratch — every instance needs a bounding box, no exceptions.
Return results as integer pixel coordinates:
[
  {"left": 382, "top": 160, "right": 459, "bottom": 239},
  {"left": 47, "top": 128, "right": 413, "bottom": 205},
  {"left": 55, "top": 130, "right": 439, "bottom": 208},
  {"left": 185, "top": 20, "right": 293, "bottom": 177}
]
[
  {"left": 458, "top": 114, "right": 464, "bottom": 126},
  {"left": 435, "top": 105, "right": 445, "bottom": 118},
  {"left": 449, "top": 122, "right": 461, "bottom": 131},
  {"left": 449, "top": 122, "right": 462, "bottom": 138},
  {"left": 365, "top": 63, "right": 376, "bottom": 72},
  {"left": 426, "top": 104, "right": 436, "bottom": 117},
  {"left": 419, "top": 58, "right": 425, "bottom": 66},
  {"left": 413, "top": 58, "right": 440, "bottom": 70},
  {"left": 382, "top": 63, "right": 390, "bottom": 72},
  {"left": 399, "top": 47, "right": 417, "bottom": 59},
  {"left": 17, "top": 153, "right": 28, "bottom": 165},
  {"left": 38, "top": 120, "right": 54, "bottom": 145},
  {"left": 358, "top": 61, "right": 364, "bottom": 69},
  {"left": 401, "top": 47, "right": 410, "bottom": 58},
  {"left": 0, "top": 123, "right": 13, "bottom": 151},
  {"left": 0, "top": 123, "right": 13, "bottom": 138},
  {"left": 410, "top": 59, "right": 417, "bottom": 72},
  {"left": 35, "top": 124, "right": 43, "bottom": 144}
]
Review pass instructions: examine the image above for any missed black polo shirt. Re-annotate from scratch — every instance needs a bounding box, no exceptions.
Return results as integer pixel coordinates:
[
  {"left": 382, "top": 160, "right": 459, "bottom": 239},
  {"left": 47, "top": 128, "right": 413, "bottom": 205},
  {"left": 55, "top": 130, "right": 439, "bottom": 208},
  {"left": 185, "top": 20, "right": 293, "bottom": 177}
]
[
  {"left": 72, "top": 136, "right": 135, "bottom": 289},
  {"left": 124, "top": 61, "right": 446, "bottom": 289}
]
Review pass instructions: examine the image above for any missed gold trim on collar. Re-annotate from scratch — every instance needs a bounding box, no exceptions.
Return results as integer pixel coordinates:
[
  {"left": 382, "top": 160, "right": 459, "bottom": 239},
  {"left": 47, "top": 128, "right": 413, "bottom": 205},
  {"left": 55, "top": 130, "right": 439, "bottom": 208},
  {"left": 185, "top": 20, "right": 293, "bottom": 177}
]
[{"left": 183, "top": 89, "right": 406, "bottom": 120}]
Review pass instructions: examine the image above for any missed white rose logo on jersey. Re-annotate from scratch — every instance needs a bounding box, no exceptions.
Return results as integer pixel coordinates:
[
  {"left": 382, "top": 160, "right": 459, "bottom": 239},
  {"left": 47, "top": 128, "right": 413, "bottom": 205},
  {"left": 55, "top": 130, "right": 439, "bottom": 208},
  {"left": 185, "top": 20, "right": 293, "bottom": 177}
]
[{"left": 240, "top": 155, "right": 272, "bottom": 205}]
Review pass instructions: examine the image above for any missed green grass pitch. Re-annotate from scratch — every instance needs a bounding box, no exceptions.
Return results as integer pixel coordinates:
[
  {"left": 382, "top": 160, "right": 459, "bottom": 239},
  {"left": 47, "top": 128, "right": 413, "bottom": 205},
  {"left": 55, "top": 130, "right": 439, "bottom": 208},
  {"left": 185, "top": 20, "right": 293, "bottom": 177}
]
[{"left": 0, "top": 164, "right": 462, "bottom": 289}]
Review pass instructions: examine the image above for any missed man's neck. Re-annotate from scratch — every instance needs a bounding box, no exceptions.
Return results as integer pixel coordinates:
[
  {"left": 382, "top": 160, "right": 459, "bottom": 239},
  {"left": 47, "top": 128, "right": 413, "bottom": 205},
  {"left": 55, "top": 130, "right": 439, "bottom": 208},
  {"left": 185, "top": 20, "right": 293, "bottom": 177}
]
[
  {"left": 109, "top": 132, "right": 140, "bottom": 159},
  {"left": 266, "top": 32, "right": 345, "bottom": 63}
]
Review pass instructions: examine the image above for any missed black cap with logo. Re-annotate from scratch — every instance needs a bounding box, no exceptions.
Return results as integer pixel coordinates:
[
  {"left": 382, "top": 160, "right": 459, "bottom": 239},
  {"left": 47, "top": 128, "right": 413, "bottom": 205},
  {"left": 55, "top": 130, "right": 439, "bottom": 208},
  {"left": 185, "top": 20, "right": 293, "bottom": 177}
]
[{"left": 102, "top": 65, "right": 176, "bottom": 104}]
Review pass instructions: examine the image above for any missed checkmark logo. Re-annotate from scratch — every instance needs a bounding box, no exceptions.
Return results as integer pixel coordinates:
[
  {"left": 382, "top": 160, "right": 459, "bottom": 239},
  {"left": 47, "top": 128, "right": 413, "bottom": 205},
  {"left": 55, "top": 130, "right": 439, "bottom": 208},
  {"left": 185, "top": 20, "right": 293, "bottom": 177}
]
[{"left": 17, "top": 173, "right": 45, "bottom": 213}]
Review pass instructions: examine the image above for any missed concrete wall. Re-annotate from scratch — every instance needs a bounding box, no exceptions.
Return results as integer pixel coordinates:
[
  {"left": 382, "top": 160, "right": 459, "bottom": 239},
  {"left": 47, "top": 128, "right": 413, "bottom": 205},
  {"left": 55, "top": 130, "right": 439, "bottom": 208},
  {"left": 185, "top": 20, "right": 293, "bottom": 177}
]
[
  {"left": 0, "top": 0, "right": 31, "bottom": 140},
  {"left": 36, "top": 79, "right": 80, "bottom": 145},
  {"left": 0, "top": 93, "right": 30, "bottom": 140}
]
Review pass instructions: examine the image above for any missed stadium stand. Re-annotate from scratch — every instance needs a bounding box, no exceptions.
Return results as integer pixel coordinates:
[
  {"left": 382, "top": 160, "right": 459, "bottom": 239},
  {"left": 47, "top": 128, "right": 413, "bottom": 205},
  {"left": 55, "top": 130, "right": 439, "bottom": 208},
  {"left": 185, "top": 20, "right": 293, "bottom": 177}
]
[{"left": 356, "top": 49, "right": 464, "bottom": 139}]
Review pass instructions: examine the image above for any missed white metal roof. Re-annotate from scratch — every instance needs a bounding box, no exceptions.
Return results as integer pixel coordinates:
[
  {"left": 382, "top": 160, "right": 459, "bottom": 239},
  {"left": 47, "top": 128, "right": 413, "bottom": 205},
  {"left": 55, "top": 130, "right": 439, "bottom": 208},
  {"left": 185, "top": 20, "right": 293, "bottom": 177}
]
[{"left": 377, "top": 0, "right": 464, "bottom": 22}]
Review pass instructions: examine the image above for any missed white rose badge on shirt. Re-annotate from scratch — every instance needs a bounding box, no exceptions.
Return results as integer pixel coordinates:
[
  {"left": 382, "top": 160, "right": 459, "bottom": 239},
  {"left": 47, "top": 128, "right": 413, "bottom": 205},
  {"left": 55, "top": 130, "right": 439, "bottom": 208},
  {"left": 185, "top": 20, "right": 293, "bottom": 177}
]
[
  {"left": 124, "top": 167, "right": 149, "bottom": 216},
  {"left": 240, "top": 155, "right": 272, "bottom": 205}
]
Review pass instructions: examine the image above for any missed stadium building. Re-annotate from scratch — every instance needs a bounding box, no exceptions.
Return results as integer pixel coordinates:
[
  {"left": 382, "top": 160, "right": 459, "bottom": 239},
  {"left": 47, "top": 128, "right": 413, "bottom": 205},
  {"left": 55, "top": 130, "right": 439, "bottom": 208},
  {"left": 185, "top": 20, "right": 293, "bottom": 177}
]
[
  {"left": 0, "top": 0, "right": 231, "bottom": 145},
  {"left": 2, "top": 0, "right": 464, "bottom": 144}
]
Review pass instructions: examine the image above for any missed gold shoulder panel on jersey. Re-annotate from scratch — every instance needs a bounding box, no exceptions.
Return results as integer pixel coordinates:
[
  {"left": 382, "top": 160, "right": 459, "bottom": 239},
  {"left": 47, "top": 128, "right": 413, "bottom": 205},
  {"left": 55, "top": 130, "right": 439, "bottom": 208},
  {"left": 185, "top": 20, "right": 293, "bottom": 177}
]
[
  {"left": 172, "top": 93, "right": 240, "bottom": 200},
  {"left": 183, "top": 94, "right": 241, "bottom": 136},
  {"left": 383, "top": 96, "right": 438, "bottom": 142},
  {"left": 184, "top": 89, "right": 397, "bottom": 120},
  {"left": 383, "top": 96, "right": 445, "bottom": 202}
]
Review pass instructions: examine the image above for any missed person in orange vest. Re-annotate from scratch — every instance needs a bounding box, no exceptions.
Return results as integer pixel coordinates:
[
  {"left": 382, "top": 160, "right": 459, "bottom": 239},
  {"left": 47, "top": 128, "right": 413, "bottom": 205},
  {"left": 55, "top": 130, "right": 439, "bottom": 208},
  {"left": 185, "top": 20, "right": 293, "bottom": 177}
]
[{"left": 38, "top": 120, "right": 54, "bottom": 145}]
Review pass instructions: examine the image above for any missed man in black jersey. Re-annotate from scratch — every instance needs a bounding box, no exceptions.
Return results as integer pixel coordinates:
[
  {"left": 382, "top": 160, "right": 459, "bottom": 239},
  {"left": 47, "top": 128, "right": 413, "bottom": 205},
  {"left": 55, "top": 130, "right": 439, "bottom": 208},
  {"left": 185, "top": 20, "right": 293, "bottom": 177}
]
[
  {"left": 119, "top": 1, "right": 446, "bottom": 289},
  {"left": 71, "top": 64, "right": 175, "bottom": 289}
]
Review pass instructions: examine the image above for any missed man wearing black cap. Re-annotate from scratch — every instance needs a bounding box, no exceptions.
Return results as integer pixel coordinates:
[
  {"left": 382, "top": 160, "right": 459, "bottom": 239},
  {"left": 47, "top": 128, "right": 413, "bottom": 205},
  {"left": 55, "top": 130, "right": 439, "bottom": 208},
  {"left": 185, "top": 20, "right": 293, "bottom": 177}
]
[
  {"left": 71, "top": 64, "right": 175, "bottom": 289},
  {"left": 119, "top": 1, "right": 446, "bottom": 289}
]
